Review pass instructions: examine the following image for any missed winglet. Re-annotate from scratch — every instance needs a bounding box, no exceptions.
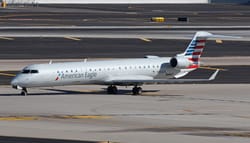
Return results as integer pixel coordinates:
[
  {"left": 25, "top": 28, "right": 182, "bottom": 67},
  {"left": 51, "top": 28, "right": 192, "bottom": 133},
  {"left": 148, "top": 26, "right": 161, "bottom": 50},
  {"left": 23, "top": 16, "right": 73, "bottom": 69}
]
[{"left": 209, "top": 69, "right": 220, "bottom": 81}]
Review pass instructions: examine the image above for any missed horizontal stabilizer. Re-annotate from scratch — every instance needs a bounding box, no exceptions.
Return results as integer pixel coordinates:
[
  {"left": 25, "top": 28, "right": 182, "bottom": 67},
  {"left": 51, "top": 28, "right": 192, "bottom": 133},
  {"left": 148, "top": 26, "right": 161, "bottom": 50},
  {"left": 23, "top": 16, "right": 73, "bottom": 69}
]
[
  {"left": 208, "top": 69, "right": 219, "bottom": 81},
  {"left": 208, "top": 34, "right": 241, "bottom": 40}
]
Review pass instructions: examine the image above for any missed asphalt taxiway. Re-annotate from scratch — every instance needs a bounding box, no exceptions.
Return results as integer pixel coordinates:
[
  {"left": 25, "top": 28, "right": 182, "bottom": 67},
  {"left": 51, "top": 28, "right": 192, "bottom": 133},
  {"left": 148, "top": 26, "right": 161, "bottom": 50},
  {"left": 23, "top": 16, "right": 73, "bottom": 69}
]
[
  {"left": 0, "top": 136, "right": 97, "bottom": 143},
  {"left": 0, "top": 84, "right": 250, "bottom": 143},
  {"left": 0, "top": 4, "right": 250, "bottom": 26},
  {"left": 0, "top": 37, "right": 249, "bottom": 59}
]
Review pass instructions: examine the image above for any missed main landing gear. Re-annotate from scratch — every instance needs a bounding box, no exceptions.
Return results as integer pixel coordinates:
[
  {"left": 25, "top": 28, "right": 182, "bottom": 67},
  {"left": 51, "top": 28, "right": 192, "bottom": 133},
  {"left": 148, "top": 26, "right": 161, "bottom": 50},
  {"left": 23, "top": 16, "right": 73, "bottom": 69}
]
[
  {"left": 20, "top": 88, "right": 28, "bottom": 96},
  {"left": 107, "top": 85, "right": 118, "bottom": 94},
  {"left": 132, "top": 86, "right": 142, "bottom": 95},
  {"left": 107, "top": 85, "right": 142, "bottom": 95}
]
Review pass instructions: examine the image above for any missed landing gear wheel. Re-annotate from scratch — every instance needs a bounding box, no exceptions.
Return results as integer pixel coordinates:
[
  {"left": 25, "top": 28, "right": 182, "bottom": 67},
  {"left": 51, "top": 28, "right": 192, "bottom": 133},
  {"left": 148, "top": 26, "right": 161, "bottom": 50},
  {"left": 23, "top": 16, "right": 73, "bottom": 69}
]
[
  {"left": 132, "top": 87, "right": 142, "bottom": 95},
  {"left": 20, "top": 88, "right": 28, "bottom": 96},
  {"left": 107, "top": 85, "right": 118, "bottom": 94}
]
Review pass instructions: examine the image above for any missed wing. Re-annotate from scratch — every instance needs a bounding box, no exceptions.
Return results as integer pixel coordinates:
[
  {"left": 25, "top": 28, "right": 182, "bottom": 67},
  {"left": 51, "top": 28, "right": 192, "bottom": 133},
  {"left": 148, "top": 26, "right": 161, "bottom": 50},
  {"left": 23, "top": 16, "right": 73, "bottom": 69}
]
[{"left": 105, "top": 69, "right": 219, "bottom": 85}]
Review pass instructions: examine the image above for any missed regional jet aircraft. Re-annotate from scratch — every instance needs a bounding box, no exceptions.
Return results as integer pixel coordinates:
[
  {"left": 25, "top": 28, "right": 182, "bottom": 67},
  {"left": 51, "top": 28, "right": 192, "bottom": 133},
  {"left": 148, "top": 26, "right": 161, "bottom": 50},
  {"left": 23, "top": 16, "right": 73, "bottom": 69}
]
[{"left": 11, "top": 31, "right": 229, "bottom": 96}]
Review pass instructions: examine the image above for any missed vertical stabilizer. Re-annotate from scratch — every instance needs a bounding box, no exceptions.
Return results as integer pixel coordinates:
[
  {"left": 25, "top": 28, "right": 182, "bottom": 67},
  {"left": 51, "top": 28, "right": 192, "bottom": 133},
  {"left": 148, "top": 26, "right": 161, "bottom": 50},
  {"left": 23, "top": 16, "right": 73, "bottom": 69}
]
[{"left": 181, "top": 31, "right": 212, "bottom": 69}]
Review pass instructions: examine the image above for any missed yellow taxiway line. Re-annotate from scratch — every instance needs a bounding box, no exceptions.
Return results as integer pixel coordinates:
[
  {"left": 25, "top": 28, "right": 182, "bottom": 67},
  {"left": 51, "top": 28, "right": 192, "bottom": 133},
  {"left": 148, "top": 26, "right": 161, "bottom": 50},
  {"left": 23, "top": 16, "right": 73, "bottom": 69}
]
[
  {"left": 0, "top": 72, "right": 16, "bottom": 77},
  {"left": 0, "top": 115, "right": 111, "bottom": 121},
  {"left": 62, "top": 115, "right": 111, "bottom": 119},
  {"left": 0, "top": 13, "right": 64, "bottom": 18},
  {"left": 139, "top": 37, "right": 152, "bottom": 42},
  {"left": 216, "top": 39, "right": 223, "bottom": 44},
  {"left": 218, "top": 132, "right": 250, "bottom": 138},
  {"left": 183, "top": 109, "right": 194, "bottom": 113},
  {"left": 0, "top": 37, "right": 14, "bottom": 40},
  {"left": 0, "top": 117, "right": 38, "bottom": 121},
  {"left": 199, "top": 66, "right": 228, "bottom": 71},
  {"left": 64, "top": 36, "right": 81, "bottom": 41}
]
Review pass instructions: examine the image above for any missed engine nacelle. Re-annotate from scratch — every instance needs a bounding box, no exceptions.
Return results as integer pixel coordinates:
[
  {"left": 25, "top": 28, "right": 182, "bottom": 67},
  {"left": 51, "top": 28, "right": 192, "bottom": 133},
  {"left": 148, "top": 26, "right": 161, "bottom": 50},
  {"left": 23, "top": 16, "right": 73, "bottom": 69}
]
[{"left": 170, "top": 56, "right": 192, "bottom": 69}]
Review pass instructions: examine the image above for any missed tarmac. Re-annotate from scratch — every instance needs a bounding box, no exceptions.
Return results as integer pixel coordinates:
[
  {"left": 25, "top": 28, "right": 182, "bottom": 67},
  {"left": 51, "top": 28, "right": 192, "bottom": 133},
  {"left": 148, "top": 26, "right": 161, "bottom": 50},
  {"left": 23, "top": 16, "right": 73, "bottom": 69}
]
[
  {"left": 0, "top": 84, "right": 250, "bottom": 143},
  {"left": 0, "top": 4, "right": 250, "bottom": 26},
  {"left": 0, "top": 37, "right": 249, "bottom": 59}
]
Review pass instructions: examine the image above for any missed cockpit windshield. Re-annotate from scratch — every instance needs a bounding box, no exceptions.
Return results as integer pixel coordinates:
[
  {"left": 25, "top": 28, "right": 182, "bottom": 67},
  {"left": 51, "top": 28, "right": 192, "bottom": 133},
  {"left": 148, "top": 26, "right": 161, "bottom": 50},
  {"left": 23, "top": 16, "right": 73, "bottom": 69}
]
[
  {"left": 21, "top": 69, "right": 39, "bottom": 74},
  {"left": 21, "top": 70, "right": 30, "bottom": 74}
]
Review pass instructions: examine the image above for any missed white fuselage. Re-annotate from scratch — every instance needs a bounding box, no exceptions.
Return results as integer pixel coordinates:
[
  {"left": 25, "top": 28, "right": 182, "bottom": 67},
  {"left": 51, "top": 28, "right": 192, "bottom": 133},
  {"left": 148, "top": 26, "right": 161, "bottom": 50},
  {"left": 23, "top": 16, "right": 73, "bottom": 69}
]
[
  {"left": 11, "top": 57, "right": 180, "bottom": 88},
  {"left": 10, "top": 31, "right": 226, "bottom": 96}
]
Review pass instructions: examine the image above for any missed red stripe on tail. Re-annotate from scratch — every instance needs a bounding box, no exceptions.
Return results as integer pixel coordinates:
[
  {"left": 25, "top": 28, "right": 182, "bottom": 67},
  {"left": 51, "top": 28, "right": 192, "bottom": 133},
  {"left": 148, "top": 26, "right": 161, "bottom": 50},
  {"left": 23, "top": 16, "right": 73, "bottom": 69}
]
[
  {"left": 188, "top": 58, "right": 199, "bottom": 62},
  {"left": 195, "top": 46, "right": 204, "bottom": 49},
  {"left": 197, "top": 40, "right": 206, "bottom": 43},
  {"left": 188, "top": 65, "right": 199, "bottom": 69},
  {"left": 192, "top": 52, "right": 202, "bottom": 55}
]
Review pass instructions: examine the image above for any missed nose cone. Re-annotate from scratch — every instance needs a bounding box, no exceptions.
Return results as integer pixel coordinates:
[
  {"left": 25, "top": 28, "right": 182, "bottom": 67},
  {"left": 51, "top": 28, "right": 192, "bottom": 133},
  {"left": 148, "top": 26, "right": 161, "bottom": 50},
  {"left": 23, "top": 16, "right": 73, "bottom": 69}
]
[{"left": 11, "top": 77, "right": 19, "bottom": 88}]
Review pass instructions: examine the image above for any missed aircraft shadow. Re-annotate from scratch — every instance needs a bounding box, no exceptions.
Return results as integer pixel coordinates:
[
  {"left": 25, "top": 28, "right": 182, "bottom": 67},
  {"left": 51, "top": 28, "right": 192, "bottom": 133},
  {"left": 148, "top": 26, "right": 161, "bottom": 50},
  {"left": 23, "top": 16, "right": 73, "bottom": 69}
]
[{"left": 0, "top": 88, "right": 160, "bottom": 96}]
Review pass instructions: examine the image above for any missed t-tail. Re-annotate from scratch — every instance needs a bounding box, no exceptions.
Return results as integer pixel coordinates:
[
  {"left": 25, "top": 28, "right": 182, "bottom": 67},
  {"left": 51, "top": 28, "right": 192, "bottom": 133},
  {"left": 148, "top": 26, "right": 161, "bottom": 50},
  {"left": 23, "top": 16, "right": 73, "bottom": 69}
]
[
  {"left": 182, "top": 31, "right": 213, "bottom": 69},
  {"left": 169, "top": 31, "right": 238, "bottom": 77}
]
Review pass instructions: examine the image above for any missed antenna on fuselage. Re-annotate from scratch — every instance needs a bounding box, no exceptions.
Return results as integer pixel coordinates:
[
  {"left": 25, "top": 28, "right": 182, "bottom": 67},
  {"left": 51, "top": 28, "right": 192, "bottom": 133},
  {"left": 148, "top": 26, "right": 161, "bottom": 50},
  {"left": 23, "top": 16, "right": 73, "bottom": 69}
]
[{"left": 49, "top": 60, "right": 53, "bottom": 64}]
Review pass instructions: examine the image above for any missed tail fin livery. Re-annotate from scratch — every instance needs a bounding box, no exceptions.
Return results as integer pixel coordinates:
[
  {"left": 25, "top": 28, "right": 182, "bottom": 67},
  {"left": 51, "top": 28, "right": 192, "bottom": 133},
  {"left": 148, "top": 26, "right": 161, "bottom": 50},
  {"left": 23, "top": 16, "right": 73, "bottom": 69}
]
[
  {"left": 178, "top": 31, "right": 240, "bottom": 69},
  {"left": 183, "top": 31, "right": 212, "bottom": 69}
]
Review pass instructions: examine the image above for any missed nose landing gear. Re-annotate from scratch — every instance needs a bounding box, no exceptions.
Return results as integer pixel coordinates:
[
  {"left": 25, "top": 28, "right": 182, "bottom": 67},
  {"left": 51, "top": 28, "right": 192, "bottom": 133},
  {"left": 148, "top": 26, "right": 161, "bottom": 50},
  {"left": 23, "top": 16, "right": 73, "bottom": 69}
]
[
  {"left": 20, "top": 88, "right": 28, "bottom": 96},
  {"left": 12, "top": 85, "right": 28, "bottom": 96}
]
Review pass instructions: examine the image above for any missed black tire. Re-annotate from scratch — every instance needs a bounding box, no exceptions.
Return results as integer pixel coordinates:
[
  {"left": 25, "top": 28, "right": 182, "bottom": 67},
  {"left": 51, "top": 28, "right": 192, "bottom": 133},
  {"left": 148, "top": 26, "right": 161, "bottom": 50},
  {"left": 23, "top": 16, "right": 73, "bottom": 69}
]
[
  {"left": 137, "top": 87, "right": 142, "bottom": 95},
  {"left": 107, "top": 86, "right": 118, "bottom": 94},
  {"left": 132, "top": 87, "right": 142, "bottom": 95},
  {"left": 107, "top": 86, "right": 113, "bottom": 94},
  {"left": 111, "top": 86, "right": 118, "bottom": 94},
  {"left": 21, "top": 91, "right": 27, "bottom": 96}
]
